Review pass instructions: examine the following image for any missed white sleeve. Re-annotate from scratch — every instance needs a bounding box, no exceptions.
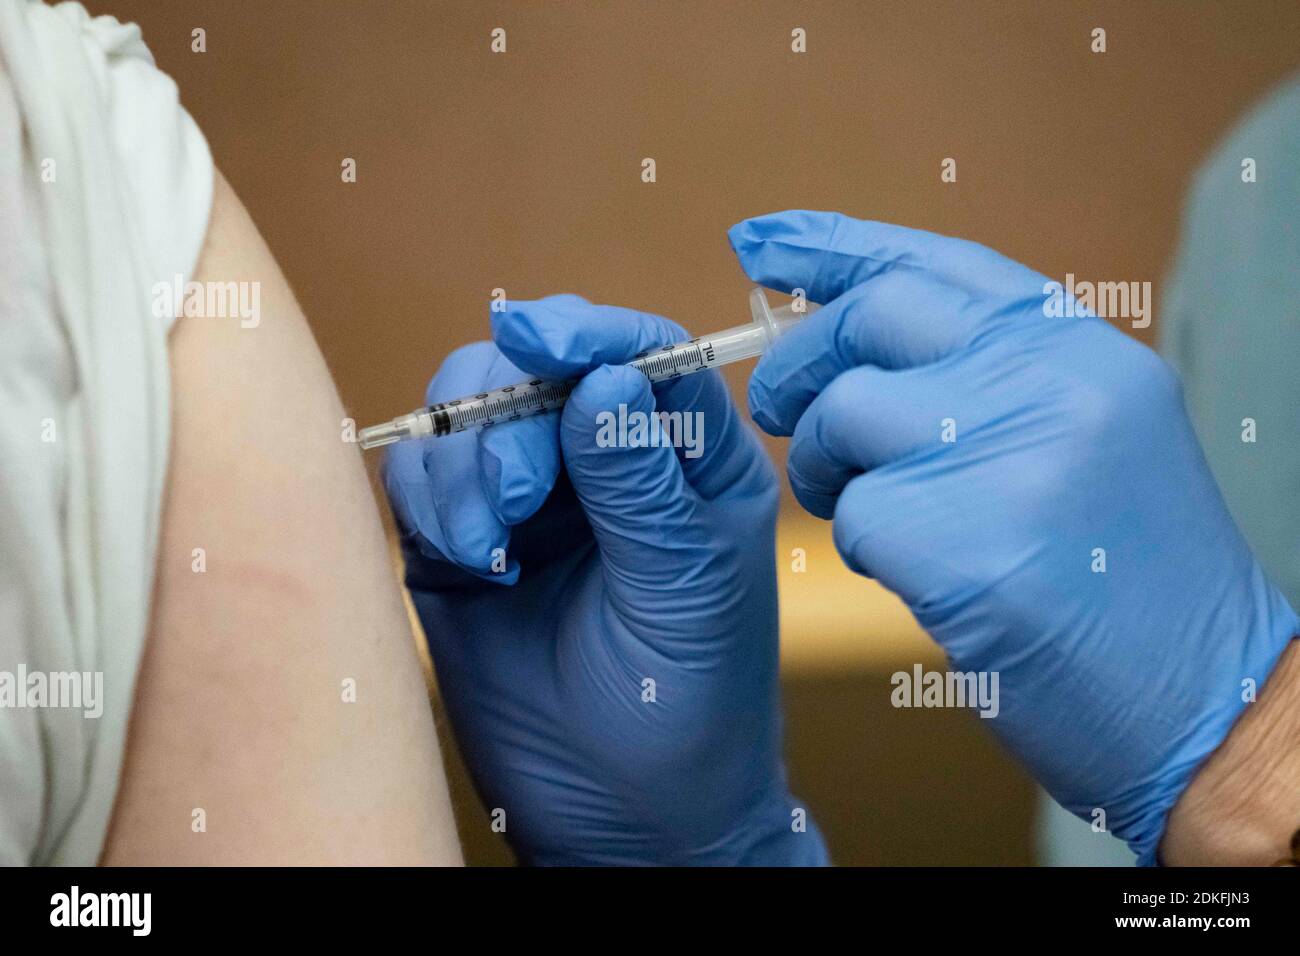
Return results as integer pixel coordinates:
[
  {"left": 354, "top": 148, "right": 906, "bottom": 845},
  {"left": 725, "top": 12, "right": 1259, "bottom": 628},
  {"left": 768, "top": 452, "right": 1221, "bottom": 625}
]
[{"left": 0, "top": 0, "right": 212, "bottom": 865}]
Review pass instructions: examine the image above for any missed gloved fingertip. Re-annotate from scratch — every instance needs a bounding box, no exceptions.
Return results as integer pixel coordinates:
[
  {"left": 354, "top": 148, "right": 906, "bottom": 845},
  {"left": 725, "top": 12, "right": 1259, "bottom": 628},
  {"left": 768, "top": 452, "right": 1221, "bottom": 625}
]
[
  {"left": 491, "top": 295, "right": 593, "bottom": 370},
  {"left": 382, "top": 441, "right": 441, "bottom": 539},
  {"left": 442, "top": 523, "right": 510, "bottom": 579},
  {"left": 485, "top": 559, "right": 521, "bottom": 587},
  {"left": 425, "top": 465, "right": 511, "bottom": 575},
  {"left": 728, "top": 210, "right": 833, "bottom": 287},
  {"left": 482, "top": 442, "right": 553, "bottom": 526},
  {"left": 790, "top": 481, "right": 838, "bottom": 521},
  {"left": 726, "top": 209, "right": 803, "bottom": 249},
  {"left": 489, "top": 305, "right": 541, "bottom": 359},
  {"left": 569, "top": 363, "right": 653, "bottom": 416},
  {"left": 561, "top": 366, "right": 662, "bottom": 480},
  {"left": 381, "top": 438, "right": 421, "bottom": 495},
  {"left": 746, "top": 376, "right": 789, "bottom": 437},
  {"left": 727, "top": 217, "right": 777, "bottom": 283},
  {"left": 491, "top": 294, "right": 585, "bottom": 330},
  {"left": 424, "top": 341, "right": 500, "bottom": 405},
  {"left": 388, "top": 474, "right": 439, "bottom": 544},
  {"left": 726, "top": 218, "right": 759, "bottom": 256}
]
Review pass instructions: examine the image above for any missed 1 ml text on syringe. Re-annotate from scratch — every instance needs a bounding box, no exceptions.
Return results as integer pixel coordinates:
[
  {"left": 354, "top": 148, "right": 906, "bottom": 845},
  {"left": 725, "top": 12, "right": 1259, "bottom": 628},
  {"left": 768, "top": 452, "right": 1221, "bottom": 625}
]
[{"left": 357, "top": 288, "right": 818, "bottom": 450}]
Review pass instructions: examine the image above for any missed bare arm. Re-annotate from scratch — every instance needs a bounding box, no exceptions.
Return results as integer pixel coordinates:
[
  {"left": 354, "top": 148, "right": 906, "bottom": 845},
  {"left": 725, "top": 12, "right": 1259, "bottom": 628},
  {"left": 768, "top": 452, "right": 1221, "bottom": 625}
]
[{"left": 102, "top": 171, "right": 461, "bottom": 865}]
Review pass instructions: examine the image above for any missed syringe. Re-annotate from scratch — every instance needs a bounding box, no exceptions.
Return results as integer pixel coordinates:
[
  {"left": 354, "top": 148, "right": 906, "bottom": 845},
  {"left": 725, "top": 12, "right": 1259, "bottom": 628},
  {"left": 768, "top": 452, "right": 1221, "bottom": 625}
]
[{"left": 357, "top": 288, "right": 818, "bottom": 450}]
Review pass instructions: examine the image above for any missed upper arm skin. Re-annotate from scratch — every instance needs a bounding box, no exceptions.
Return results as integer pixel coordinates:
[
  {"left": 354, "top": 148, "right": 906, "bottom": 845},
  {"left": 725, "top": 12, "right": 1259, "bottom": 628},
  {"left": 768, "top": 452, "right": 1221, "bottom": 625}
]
[{"left": 101, "top": 172, "right": 462, "bottom": 865}]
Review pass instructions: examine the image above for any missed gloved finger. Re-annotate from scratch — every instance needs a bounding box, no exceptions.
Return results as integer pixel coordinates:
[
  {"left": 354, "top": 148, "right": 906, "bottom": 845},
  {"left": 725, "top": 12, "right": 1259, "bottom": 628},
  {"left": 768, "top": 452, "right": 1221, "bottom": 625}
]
[
  {"left": 416, "top": 342, "right": 518, "bottom": 579},
  {"left": 559, "top": 364, "right": 709, "bottom": 609},
  {"left": 727, "top": 209, "right": 1046, "bottom": 305},
  {"left": 747, "top": 268, "right": 992, "bottom": 436},
  {"left": 428, "top": 343, "right": 561, "bottom": 530},
  {"left": 384, "top": 436, "right": 457, "bottom": 562},
  {"left": 385, "top": 343, "right": 501, "bottom": 567},
  {"left": 785, "top": 364, "right": 958, "bottom": 518},
  {"left": 478, "top": 416, "right": 561, "bottom": 526},
  {"left": 829, "top": 471, "right": 901, "bottom": 584},
  {"left": 387, "top": 425, "right": 522, "bottom": 583},
  {"left": 471, "top": 349, "right": 562, "bottom": 527},
  {"left": 492, "top": 294, "right": 686, "bottom": 379},
  {"left": 652, "top": 369, "right": 773, "bottom": 502},
  {"left": 494, "top": 294, "right": 767, "bottom": 501},
  {"left": 829, "top": 465, "right": 976, "bottom": 603}
]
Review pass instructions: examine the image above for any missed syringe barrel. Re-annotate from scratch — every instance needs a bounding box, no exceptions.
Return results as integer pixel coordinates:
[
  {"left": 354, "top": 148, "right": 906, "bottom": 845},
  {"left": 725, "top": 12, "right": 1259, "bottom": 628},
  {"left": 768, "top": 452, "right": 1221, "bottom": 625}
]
[
  {"left": 698, "top": 289, "right": 820, "bottom": 365},
  {"left": 695, "top": 323, "right": 769, "bottom": 366},
  {"left": 357, "top": 288, "right": 820, "bottom": 450}
]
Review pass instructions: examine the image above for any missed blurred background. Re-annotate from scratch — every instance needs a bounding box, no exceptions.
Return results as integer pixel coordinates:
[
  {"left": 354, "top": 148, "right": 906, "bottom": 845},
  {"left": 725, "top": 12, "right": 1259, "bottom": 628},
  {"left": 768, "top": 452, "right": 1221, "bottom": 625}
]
[{"left": 87, "top": 0, "right": 1300, "bottom": 864}]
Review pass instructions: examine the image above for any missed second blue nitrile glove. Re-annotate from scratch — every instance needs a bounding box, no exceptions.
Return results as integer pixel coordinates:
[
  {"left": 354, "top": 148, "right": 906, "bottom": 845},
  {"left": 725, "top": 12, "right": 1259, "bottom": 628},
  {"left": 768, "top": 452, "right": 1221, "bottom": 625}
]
[
  {"left": 731, "top": 209, "right": 1298, "bottom": 865},
  {"left": 386, "top": 295, "right": 827, "bottom": 866}
]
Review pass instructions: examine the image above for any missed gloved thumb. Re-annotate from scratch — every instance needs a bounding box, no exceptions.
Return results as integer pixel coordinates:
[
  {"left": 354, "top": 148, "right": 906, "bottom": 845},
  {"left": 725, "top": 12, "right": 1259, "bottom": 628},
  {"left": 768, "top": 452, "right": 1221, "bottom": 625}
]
[{"left": 559, "top": 364, "right": 709, "bottom": 613}]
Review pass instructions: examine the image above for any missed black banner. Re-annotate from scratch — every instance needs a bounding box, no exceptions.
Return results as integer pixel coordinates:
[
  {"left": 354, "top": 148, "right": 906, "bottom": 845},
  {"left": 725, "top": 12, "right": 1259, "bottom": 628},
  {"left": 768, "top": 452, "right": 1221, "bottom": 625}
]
[{"left": 1, "top": 866, "right": 1292, "bottom": 941}]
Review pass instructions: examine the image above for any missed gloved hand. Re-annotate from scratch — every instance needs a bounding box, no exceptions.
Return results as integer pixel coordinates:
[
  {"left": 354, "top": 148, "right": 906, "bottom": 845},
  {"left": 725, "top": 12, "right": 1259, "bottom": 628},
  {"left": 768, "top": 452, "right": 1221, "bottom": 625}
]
[
  {"left": 731, "top": 210, "right": 1299, "bottom": 864},
  {"left": 385, "top": 296, "right": 827, "bottom": 866}
]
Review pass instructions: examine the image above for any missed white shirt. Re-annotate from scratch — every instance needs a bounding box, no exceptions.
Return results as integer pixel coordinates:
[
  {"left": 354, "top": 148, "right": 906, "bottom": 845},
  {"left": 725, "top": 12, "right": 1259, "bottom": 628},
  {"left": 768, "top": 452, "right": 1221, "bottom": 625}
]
[{"left": 0, "top": 0, "right": 212, "bottom": 864}]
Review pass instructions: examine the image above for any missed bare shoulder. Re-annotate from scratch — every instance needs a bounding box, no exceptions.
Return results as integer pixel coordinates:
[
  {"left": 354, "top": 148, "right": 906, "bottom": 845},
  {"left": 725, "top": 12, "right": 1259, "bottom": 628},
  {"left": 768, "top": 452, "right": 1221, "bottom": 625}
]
[{"left": 102, "top": 171, "right": 461, "bottom": 865}]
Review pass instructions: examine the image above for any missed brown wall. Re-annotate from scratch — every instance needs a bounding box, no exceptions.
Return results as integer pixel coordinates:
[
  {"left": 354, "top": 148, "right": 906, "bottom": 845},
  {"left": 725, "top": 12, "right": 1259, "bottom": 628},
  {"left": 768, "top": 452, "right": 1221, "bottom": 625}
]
[
  {"left": 87, "top": 0, "right": 1300, "bottom": 864},
  {"left": 94, "top": 0, "right": 1300, "bottom": 431}
]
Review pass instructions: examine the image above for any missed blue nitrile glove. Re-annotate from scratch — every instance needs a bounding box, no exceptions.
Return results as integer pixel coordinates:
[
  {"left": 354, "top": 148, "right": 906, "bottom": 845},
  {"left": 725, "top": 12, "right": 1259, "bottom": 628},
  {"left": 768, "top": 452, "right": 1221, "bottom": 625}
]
[
  {"left": 731, "top": 210, "right": 1299, "bottom": 865},
  {"left": 385, "top": 296, "right": 828, "bottom": 866}
]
